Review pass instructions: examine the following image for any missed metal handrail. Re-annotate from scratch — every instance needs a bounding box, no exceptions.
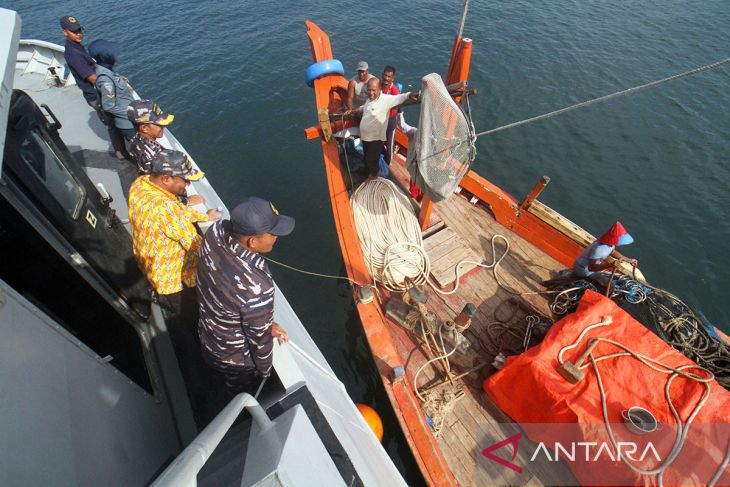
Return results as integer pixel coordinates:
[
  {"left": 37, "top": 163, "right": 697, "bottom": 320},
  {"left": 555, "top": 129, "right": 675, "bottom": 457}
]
[{"left": 151, "top": 393, "right": 272, "bottom": 487}]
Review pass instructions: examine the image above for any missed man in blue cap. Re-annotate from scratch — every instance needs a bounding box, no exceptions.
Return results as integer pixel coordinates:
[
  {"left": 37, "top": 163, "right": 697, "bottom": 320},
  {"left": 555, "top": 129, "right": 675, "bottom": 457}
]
[
  {"left": 196, "top": 197, "right": 293, "bottom": 395},
  {"left": 60, "top": 15, "right": 128, "bottom": 160},
  {"left": 60, "top": 16, "right": 96, "bottom": 104}
]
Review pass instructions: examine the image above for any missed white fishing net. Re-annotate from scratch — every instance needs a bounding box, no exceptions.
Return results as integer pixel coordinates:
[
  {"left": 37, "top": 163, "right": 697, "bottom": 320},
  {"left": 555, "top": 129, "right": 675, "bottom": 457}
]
[{"left": 408, "top": 73, "right": 475, "bottom": 202}]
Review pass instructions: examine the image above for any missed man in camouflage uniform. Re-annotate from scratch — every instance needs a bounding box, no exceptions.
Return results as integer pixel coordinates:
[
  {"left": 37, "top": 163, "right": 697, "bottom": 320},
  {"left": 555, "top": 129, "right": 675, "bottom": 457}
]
[
  {"left": 127, "top": 99, "right": 174, "bottom": 174},
  {"left": 127, "top": 100, "right": 200, "bottom": 205},
  {"left": 196, "top": 197, "right": 293, "bottom": 395}
]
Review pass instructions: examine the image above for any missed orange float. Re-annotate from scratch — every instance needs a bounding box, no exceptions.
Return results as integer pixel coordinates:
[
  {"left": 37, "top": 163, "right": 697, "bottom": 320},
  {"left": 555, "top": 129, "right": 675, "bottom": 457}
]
[{"left": 356, "top": 403, "right": 383, "bottom": 442}]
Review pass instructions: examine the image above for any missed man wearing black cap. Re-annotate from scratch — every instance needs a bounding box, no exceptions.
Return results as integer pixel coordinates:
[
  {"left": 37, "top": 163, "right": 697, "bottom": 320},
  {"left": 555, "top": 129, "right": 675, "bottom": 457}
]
[
  {"left": 60, "top": 16, "right": 96, "bottom": 104},
  {"left": 126, "top": 100, "right": 201, "bottom": 205},
  {"left": 60, "top": 15, "right": 128, "bottom": 160},
  {"left": 196, "top": 197, "right": 293, "bottom": 395}
]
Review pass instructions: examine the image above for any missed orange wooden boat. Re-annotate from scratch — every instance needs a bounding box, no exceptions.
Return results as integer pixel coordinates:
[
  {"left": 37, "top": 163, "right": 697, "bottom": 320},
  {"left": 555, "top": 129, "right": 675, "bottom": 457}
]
[{"left": 302, "top": 18, "right": 729, "bottom": 487}]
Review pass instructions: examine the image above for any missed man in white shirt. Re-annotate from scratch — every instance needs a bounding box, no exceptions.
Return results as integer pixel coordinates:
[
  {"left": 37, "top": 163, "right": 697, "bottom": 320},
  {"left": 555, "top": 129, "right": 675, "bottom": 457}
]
[{"left": 355, "top": 78, "right": 416, "bottom": 178}]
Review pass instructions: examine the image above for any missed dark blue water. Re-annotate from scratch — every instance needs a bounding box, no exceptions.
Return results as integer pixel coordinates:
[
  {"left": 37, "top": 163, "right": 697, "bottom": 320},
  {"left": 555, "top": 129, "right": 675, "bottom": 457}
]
[{"left": 8, "top": 0, "right": 729, "bottom": 482}]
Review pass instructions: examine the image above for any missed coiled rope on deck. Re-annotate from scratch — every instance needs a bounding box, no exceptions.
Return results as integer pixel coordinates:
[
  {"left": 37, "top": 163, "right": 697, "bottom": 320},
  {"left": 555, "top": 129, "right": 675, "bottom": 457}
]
[
  {"left": 350, "top": 178, "right": 512, "bottom": 295},
  {"left": 351, "top": 178, "right": 428, "bottom": 291}
]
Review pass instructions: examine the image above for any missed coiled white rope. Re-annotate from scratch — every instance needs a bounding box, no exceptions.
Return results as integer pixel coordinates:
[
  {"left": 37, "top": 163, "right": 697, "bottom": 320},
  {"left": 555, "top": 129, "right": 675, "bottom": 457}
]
[
  {"left": 350, "top": 178, "right": 511, "bottom": 295},
  {"left": 351, "top": 178, "right": 428, "bottom": 291}
]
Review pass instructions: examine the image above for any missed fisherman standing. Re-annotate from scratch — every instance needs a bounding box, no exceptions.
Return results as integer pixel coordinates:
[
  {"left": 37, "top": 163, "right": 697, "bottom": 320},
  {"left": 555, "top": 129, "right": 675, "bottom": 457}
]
[
  {"left": 573, "top": 221, "right": 637, "bottom": 277},
  {"left": 357, "top": 78, "right": 415, "bottom": 179},
  {"left": 196, "top": 197, "right": 292, "bottom": 395},
  {"left": 346, "top": 61, "right": 376, "bottom": 109},
  {"left": 60, "top": 15, "right": 128, "bottom": 160},
  {"left": 381, "top": 65, "right": 400, "bottom": 165}
]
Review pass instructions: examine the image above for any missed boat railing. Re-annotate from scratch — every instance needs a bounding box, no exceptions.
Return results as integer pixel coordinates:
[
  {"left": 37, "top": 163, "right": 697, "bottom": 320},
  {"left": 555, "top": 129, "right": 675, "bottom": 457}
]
[{"left": 150, "top": 393, "right": 272, "bottom": 487}]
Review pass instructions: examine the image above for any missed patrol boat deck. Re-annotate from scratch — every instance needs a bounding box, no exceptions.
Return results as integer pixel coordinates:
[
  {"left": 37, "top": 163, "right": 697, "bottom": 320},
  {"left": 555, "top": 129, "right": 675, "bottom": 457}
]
[
  {"left": 13, "top": 38, "right": 225, "bottom": 228},
  {"left": 1, "top": 9, "right": 405, "bottom": 486}
]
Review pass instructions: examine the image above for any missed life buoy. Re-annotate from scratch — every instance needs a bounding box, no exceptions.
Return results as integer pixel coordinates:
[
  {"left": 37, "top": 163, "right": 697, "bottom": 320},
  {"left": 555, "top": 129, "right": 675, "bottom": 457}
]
[{"left": 305, "top": 59, "right": 344, "bottom": 88}]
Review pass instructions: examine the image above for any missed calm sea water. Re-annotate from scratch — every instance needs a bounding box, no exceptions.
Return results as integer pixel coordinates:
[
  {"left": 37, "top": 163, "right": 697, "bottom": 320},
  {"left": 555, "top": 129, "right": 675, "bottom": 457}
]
[{"left": 8, "top": 0, "right": 729, "bottom": 483}]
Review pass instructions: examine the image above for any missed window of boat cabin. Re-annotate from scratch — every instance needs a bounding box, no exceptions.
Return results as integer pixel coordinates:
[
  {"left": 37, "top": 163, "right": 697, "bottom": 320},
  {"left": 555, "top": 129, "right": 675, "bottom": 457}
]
[
  {"left": 18, "top": 130, "right": 85, "bottom": 219},
  {"left": 0, "top": 195, "right": 154, "bottom": 394}
]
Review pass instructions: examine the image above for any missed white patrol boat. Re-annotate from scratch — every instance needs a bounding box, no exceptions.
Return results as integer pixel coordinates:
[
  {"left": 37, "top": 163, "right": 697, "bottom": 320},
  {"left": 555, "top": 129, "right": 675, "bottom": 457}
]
[{"left": 0, "top": 8, "right": 405, "bottom": 487}]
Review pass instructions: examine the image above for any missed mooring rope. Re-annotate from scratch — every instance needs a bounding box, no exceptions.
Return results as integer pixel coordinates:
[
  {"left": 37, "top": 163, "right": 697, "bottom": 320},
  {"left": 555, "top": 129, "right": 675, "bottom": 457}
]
[
  {"left": 473, "top": 58, "right": 730, "bottom": 138},
  {"left": 263, "top": 255, "right": 360, "bottom": 285}
]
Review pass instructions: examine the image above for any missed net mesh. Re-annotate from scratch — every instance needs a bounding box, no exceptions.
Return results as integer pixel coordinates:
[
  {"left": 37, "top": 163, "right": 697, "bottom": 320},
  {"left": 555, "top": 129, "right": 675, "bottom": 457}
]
[{"left": 408, "top": 73, "right": 474, "bottom": 202}]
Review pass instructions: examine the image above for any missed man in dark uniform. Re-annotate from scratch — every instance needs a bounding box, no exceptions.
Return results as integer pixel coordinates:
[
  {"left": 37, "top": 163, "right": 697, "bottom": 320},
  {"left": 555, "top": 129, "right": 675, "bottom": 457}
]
[
  {"left": 196, "top": 197, "right": 293, "bottom": 395},
  {"left": 60, "top": 15, "right": 128, "bottom": 160},
  {"left": 126, "top": 100, "right": 200, "bottom": 205},
  {"left": 126, "top": 99, "right": 173, "bottom": 174}
]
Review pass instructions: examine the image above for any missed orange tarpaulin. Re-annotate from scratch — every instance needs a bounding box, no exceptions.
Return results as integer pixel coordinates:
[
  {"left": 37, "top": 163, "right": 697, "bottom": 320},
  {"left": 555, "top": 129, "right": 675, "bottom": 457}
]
[{"left": 484, "top": 290, "right": 730, "bottom": 486}]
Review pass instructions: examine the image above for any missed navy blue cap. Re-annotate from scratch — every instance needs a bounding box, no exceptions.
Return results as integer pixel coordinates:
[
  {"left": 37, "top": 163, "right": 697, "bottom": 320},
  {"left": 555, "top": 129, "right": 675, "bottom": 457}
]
[
  {"left": 88, "top": 39, "right": 119, "bottom": 68},
  {"left": 60, "top": 16, "right": 83, "bottom": 32},
  {"left": 230, "top": 197, "right": 295, "bottom": 236}
]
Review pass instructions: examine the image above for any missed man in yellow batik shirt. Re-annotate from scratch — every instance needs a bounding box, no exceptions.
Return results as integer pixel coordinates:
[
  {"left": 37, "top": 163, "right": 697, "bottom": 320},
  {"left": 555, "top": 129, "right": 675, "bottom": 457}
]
[{"left": 128, "top": 149, "right": 220, "bottom": 425}]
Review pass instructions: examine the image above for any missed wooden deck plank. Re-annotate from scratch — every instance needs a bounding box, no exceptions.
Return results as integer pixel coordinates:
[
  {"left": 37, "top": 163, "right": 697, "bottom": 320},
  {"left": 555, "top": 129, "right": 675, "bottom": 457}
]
[
  {"left": 448, "top": 397, "right": 522, "bottom": 485},
  {"left": 425, "top": 238, "right": 469, "bottom": 270},
  {"left": 444, "top": 420, "right": 501, "bottom": 487},
  {"left": 422, "top": 225, "right": 455, "bottom": 251},
  {"left": 429, "top": 251, "right": 480, "bottom": 290}
]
